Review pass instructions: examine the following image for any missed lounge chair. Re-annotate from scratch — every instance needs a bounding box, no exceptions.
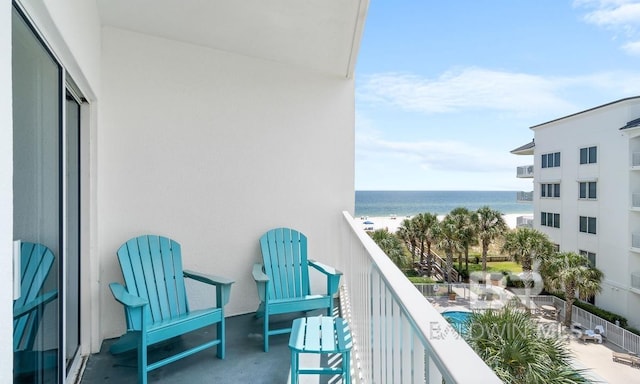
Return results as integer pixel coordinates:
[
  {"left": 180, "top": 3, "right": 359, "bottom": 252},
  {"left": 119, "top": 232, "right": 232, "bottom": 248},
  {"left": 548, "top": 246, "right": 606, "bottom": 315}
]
[
  {"left": 594, "top": 325, "right": 606, "bottom": 339},
  {"left": 580, "top": 329, "right": 602, "bottom": 344},
  {"left": 612, "top": 352, "right": 640, "bottom": 367}
]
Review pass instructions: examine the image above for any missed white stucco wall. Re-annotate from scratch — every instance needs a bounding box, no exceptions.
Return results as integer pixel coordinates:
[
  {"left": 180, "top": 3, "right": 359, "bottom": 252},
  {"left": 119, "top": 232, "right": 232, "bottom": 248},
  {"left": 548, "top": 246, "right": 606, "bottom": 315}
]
[
  {"left": 533, "top": 99, "right": 640, "bottom": 327},
  {"left": 1, "top": 2, "right": 14, "bottom": 382},
  {"left": 99, "top": 27, "right": 355, "bottom": 339}
]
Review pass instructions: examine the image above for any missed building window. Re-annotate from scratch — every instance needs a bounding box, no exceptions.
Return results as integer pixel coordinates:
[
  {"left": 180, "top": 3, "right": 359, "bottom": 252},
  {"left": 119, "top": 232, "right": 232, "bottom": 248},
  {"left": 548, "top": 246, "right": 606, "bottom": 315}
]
[
  {"left": 541, "top": 212, "right": 560, "bottom": 228},
  {"left": 579, "top": 181, "right": 597, "bottom": 199},
  {"left": 580, "top": 146, "right": 597, "bottom": 164},
  {"left": 579, "top": 250, "right": 596, "bottom": 267},
  {"left": 541, "top": 183, "right": 560, "bottom": 198},
  {"left": 541, "top": 152, "right": 561, "bottom": 168},
  {"left": 579, "top": 216, "right": 597, "bottom": 234}
]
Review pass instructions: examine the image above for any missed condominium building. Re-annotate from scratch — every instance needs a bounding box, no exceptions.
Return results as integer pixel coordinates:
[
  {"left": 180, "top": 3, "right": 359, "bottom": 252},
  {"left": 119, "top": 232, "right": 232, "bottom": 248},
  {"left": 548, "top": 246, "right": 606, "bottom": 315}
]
[{"left": 512, "top": 96, "right": 640, "bottom": 328}]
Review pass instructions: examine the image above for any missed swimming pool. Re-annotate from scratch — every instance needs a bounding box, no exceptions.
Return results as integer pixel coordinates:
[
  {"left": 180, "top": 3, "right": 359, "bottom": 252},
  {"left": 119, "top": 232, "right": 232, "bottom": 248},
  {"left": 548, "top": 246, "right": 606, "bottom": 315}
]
[{"left": 441, "top": 311, "right": 472, "bottom": 334}]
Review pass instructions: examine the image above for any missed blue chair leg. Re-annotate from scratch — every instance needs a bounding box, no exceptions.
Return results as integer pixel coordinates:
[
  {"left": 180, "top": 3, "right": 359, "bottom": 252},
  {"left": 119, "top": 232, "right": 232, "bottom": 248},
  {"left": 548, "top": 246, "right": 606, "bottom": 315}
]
[
  {"left": 264, "top": 308, "right": 270, "bottom": 352},
  {"left": 138, "top": 331, "right": 147, "bottom": 384},
  {"left": 344, "top": 350, "right": 351, "bottom": 384},
  {"left": 217, "top": 318, "right": 225, "bottom": 359},
  {"left": 291, "top": 350, "right": 299, "bottom": 384}
]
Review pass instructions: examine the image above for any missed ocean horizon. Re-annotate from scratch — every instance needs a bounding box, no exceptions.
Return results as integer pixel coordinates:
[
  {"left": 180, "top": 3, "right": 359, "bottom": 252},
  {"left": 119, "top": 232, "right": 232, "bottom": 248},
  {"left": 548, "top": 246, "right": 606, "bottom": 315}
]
[{"left": 355, "top": 190, "right": 532, "bottom": 218}]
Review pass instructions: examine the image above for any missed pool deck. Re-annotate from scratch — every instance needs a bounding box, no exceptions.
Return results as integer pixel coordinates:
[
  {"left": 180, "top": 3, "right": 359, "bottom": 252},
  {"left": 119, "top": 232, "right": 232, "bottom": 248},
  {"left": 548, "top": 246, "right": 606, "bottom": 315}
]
[{"left": 428, "top": 292, "right": 640, "bottom": 384}]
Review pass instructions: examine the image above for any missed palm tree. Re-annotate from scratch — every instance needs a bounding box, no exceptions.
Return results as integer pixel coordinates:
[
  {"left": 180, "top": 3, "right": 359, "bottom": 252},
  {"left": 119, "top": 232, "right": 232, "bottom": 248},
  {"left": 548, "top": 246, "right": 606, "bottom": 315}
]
[
  {"left": 412, "top": 212, "right": 439, "bottom": 276},
  {"left": 449, "top": 207, "right": 477, "bottom": 273},
  {"left": 397, "top": 218, "right": 419, "bottom": 267},
  {"left": 370, "top": 229, "right": 407, "bottom": 268},
  {"left": 540, "top": 251, "right": 604, "bottom": 327},
  {"left": 473, "top": 206, "right": 508, "bottom": 273},
  {"left": 466, "top": 305, "right": 591, "bottom": 383},
  {"left": 434, "top": 214, "right": 463, "bottom": 284},
  {"left": 502, "top": 227, "right": 554, "bottom": 309}
]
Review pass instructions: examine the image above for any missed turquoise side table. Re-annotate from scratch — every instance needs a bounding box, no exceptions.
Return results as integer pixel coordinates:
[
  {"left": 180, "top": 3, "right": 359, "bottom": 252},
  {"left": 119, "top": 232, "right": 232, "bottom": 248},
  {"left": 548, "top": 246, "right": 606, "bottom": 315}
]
[{"left": 288, "top": 316, "right": 352, "bottom": 384}]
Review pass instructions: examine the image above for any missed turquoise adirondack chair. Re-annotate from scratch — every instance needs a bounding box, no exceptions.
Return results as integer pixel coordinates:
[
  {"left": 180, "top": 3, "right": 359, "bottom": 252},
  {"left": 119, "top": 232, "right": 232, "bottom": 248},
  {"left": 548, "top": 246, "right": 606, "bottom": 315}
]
[
  {"left": 13, "top": 242, "right": 59, "bottom": 375},
  {"left": 252, "top": 228, "right": 342, "bottom": 352},
  {"left": 109, "top": 235, "right": 234, "bottom": 384}
]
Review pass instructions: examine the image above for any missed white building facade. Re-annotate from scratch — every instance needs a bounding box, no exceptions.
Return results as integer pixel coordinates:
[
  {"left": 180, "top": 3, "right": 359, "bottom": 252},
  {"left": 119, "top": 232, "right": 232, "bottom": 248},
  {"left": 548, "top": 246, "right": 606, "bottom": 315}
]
[{"left": 513, "top": 96, "right": 640, "bottom": 328}]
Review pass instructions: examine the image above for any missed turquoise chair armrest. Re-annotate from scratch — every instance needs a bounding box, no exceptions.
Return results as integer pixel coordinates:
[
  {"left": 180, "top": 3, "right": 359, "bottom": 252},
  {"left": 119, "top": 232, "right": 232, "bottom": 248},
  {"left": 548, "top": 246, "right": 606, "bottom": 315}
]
[
  {"left": 13, "top": 290, "right": 58, "bottom": 319},
  {"left": 252, "top": 263, "right": 269, "bottom": 301},
  {"left": 183, "top": 270, "right": 234, "bottom": 306},
  {"left": 109, "top": 282, "right": 148, "bottom": 308},
  {"left": 309, "top": 260, "right": 342, "bottom": 296},
  {"left": 309, "top": 259, "right": 343, "bottom": 276}
]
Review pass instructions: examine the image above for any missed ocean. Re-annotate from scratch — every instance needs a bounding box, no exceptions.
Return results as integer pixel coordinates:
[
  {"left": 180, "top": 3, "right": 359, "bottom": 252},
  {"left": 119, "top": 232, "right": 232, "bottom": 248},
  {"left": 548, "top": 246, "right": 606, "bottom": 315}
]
[{"left": 354, "top": 191, "right": 532, "bottom": 218}]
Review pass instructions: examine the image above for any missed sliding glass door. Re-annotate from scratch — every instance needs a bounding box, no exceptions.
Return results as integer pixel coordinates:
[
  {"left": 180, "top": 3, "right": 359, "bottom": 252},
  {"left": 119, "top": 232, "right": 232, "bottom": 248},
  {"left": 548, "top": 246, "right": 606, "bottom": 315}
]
[
  {"left": 12, "top": 6, "right": 61, "bottom": 383},
  {"left": 12, "top": 4, "right": 84, "bottom": 383}
]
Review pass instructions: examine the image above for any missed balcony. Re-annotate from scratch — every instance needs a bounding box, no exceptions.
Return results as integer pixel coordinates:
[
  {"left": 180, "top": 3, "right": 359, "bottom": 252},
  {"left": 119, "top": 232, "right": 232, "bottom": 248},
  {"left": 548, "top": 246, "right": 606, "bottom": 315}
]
[
  {"left": 516, "top": 215, "right": 534, "bottom": 228},
  {"left": 516, "top": 165, "right": 534, "bottom": 178},
  {"left": 632, "top": 272, "right": 640, "bottom": 291},
  {"left": 632, "top": 233, "right": 640, "bottom": 252},
  {"left": 633, "top": 152, "right": 640, "bottom": 168},
  {"left": 516, "top": 191, "right": 533, "bottom": 203},
  {"left": 632, "top": 193, "right": 640, "bottom": 210},
  {"left": 80, "top": 212, "right": 501, "bottom": 383}
]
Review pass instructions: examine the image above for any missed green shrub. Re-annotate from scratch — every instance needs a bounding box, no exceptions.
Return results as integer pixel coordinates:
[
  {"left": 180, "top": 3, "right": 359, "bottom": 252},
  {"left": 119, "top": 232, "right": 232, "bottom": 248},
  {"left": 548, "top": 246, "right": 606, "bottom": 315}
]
[{"left": 506, "top": 274, "right": 524, "bottom": 288}]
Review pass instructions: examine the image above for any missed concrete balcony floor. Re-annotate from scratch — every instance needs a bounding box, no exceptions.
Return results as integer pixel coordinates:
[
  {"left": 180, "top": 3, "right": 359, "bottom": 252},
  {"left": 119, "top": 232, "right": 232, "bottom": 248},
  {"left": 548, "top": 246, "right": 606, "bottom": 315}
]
[{"left": 80, "top": 310, "right": 330, "bottom": 384}]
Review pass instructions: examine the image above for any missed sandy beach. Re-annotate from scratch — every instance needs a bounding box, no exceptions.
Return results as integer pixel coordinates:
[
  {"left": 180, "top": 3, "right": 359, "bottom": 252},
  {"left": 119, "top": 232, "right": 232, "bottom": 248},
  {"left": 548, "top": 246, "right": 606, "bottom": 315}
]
[{"left": 356, "top": 213, "right": 531, "bottom": 233}]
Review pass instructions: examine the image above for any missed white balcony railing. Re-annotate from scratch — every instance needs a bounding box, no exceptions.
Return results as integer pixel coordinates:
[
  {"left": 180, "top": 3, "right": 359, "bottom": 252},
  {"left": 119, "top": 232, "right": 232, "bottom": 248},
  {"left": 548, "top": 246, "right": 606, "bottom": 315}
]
[
  {"left": 516, "top": 215, "right": 534, "bottom": 228},
  {"left": 338, "top": 212, "right": 501, "bottom": 384},
  {"left": 516, "top": 165, "right": 534, "bottom": 178},
  {"left": 516, "top": 191, "right": 533, "bottom": 202},
  {"left": 633, "top": 193, "right": 640, "bottom": 209},
  {"left": 633, "top": 152, "right": 640, "bottom": 167}
]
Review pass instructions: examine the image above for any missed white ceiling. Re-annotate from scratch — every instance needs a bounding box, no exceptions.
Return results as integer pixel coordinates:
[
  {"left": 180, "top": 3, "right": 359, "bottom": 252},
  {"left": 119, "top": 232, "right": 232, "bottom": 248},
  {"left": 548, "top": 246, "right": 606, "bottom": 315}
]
[{"left": 97, "top": 0, "right": 369, "bottom": 78}]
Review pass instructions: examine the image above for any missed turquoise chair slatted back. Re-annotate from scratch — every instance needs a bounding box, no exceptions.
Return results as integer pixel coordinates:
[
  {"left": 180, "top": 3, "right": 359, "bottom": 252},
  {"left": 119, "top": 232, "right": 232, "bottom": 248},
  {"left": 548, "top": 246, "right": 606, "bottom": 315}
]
[
  {"left": 260, "top": 228, "right": 310, "bottom": 301},
  {"left": 116, "top": 235, "right": 189, "bottom": 329},
  {"left": 13, "top": 242, "right": 55, "bottom": 351}
]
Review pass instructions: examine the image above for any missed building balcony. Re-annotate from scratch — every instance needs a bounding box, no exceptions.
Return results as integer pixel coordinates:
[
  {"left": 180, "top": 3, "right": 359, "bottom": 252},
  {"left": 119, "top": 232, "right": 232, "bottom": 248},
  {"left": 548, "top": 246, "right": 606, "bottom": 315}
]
[
  {"left": 516, "top": 215, "right": 534, "bottom": 228},
  {"left": 632, "top": 233, "right": 640, "bottom": 252},
  {"left": 632, "top": 272, "right": 640, "bottom": 291},
  {"left": 633, "top": 152, "right": 640, "bottom": 168},
  {"left": 80, "top": 212, "right": 500, "bottom": 383},
  {"left": 516, "top": 191, "right": 533, "bottom": 203},
  {"left": 632, "top": 193, "right": 640, "bottom": 210},
  {"left": 516, "top": 165, "right": 534, "bottom": 178}
]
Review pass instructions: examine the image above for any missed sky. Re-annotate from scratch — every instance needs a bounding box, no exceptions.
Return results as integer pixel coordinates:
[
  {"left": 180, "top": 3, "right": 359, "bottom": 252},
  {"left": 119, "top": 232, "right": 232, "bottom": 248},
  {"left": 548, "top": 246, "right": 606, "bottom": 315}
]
[{"left": 355, "top": 0, "right": 640, "bottom": 191}]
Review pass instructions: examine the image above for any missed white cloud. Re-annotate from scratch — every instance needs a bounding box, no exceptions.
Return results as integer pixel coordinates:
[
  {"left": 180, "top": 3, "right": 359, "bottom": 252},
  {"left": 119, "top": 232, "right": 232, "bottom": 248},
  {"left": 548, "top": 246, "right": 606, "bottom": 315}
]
[
  {"left": 358, "top": 68, "right": 576, "bottom": 117},
  {"left": 623, "top": 40, "right": 640, "bottom": 55},
  {"left": 358, "top": 68, "right": 640, "bottom": 117},
  {"left": 583, "top": 2, "right": 640, "bottom": 27},
  {"left": 574, "top": 0, "right": 640, "bottom": 53},
  {"left": 356, "top": 132, "right": 517, "bottom": 174}
]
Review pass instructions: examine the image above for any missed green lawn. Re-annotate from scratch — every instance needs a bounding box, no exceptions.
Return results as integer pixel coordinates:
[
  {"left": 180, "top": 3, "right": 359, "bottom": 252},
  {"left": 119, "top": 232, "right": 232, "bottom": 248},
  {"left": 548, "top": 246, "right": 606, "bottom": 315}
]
[{"left": 466, "top": 261, "right": 522, "bottom": 274}]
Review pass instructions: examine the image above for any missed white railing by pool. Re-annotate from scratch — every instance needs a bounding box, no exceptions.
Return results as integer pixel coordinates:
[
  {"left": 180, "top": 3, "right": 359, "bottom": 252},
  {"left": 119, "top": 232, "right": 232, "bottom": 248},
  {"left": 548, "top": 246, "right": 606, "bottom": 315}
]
[
  {"left": 516, "top": 165, "right": 534, "bottom": 178},
  {"left": 338, "top": 212, "right": 501, "bottom": 384},
  {"left": 531, "top": 296, "right": 640, "bottom": 355}
]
